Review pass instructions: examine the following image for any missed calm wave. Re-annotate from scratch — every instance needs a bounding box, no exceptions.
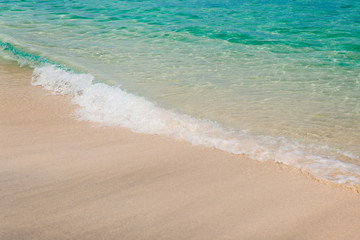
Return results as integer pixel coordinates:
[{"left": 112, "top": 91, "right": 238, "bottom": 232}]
[{"left": 1, "top": 0, "right": 360, "bottom": 190}]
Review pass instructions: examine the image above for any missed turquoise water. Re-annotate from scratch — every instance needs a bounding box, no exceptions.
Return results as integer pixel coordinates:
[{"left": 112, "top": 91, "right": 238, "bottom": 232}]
[{"left": 1, "top": 0, "right": 360, "bottom": 188}]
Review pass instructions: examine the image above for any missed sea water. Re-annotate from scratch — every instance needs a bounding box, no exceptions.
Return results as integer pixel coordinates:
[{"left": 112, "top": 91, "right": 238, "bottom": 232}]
[{"left": 1, "top": 0, "right": 360, "bottom": 189}]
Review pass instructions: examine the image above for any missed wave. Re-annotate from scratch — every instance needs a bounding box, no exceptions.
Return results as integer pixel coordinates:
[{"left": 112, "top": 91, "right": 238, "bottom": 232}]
[
  {"left": 0, "top": 41, "right": 55, "bottom": 67},
  {"left": 32, "top": 65, "right": 360, "bottom": 192},
  {"left": 2, "top": 41, "right": 360, "bottom": 192}
]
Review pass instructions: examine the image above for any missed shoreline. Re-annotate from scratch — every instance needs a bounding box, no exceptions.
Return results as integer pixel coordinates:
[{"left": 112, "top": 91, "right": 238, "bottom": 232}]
[{"left": 1, "top": 63, "right": 360, "bottom": 239}]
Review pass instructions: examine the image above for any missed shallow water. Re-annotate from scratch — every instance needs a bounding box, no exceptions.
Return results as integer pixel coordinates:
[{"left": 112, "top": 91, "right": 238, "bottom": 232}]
[{"left": 1, "top": 0, "right": 360, "bottom": 188}]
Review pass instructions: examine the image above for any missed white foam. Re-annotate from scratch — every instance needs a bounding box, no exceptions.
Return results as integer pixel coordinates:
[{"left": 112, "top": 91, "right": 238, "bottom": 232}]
[{"left": 32, "top": 65, "right": 360, "bottom": 189}]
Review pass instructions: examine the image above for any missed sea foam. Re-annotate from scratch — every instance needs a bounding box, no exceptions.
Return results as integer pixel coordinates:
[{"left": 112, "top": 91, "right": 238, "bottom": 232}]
[{"left": 32, "top": 65, "right": 360, "bottom": 191}]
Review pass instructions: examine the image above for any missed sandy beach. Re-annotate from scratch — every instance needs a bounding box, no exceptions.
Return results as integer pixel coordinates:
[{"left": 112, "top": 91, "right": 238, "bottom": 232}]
[{"left": 1, "top": 63, "right": 360, "bottom": 240}]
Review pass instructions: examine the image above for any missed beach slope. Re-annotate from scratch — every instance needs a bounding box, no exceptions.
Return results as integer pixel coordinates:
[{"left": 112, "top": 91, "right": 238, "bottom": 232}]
[{"left": 1, "top": 64, "right": 360, "bottom": 240}]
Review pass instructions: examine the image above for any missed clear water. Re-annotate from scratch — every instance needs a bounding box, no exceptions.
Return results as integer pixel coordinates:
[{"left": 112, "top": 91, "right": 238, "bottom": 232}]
[{"left": 1, "top": 0, "right": 360, "bottom": 189}]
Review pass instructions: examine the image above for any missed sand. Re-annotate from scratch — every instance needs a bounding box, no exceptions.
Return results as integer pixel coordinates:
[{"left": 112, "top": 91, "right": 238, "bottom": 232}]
[{"left": 1, "top": 62, "right": 360, "bottom": 240}]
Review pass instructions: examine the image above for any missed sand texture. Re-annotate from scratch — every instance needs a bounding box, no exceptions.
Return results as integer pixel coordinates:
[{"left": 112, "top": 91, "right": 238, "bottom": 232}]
[{"left": 1, "top": 63, "right": 360, "bottom": 240}]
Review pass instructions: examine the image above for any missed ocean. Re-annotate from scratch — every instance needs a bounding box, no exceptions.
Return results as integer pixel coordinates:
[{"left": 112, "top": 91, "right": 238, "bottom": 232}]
[{"left": 1, "top": 0, "right": 360, "bottom": 189}]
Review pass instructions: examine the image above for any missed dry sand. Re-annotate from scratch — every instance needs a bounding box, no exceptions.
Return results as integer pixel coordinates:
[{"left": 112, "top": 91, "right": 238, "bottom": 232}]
[{"left": 1, "top": 63, "right": 360, "bottom": 240}]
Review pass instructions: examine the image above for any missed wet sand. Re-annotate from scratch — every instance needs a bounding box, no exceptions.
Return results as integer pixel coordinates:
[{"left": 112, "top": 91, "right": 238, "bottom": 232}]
[{"left": 1, "top": 63, "right": 360, "bottom": 240}]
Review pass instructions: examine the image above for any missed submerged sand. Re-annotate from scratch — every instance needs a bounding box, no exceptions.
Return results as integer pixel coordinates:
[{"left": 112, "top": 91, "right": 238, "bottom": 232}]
[{"left": 1, "top": 63, "right": 360, "bottom": 240}]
